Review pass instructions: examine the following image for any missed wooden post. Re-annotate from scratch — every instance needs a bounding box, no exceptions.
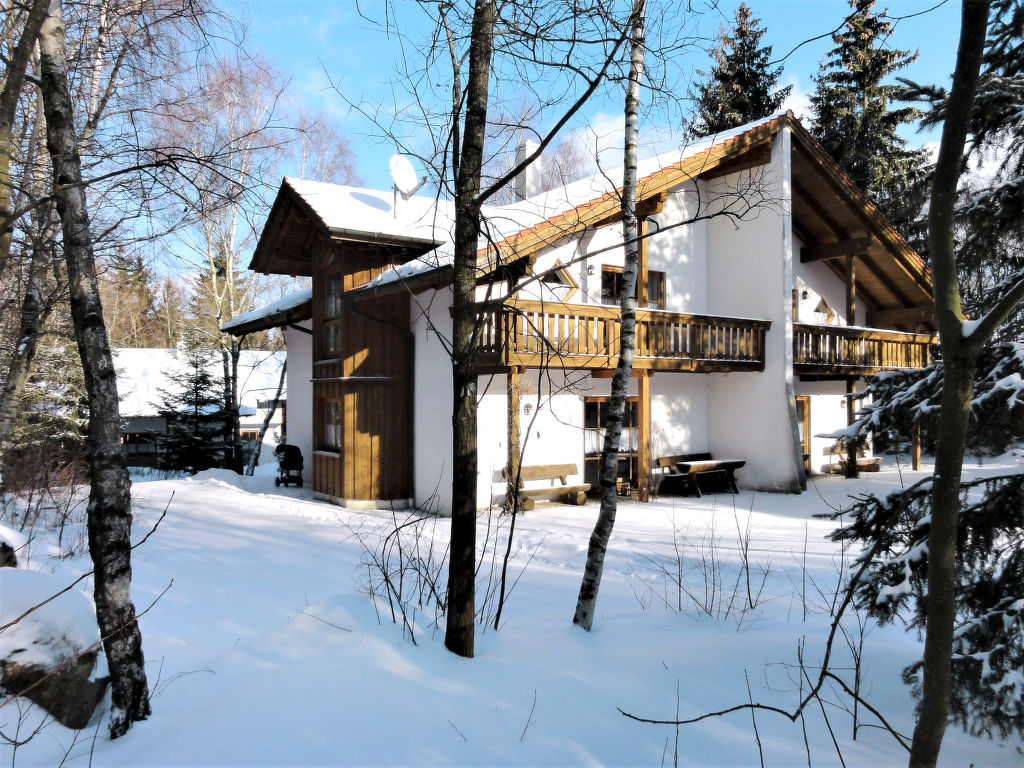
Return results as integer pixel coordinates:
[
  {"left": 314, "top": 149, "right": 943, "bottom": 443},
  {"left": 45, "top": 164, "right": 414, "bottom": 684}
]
[
  {"left": 845, "top": 255, "right": 857, "bottom": 324},
  {"left": 505, "top": 367, "right": 522, "bottom": 512},
  {"left": 637, "top": 371, "right": 651, "bottom": 502},
  {"left": 638, "top": 219, "right": 649, "bottom": 308},
  {"left": 845, "top": 379, "right": 859, "bottom": 479},
  {"left": 911, "top": 423, "right": 922, "bottom": 470}
]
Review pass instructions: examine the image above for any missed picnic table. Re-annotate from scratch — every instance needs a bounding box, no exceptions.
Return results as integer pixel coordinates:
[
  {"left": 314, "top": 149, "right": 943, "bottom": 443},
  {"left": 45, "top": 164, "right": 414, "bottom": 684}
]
[{"left": 674, "top": 457, "right": 745, "bottom": 498}]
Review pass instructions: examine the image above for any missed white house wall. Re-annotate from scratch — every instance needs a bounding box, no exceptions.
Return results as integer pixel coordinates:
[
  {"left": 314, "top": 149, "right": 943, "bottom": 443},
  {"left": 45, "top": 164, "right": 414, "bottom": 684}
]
[
  {"left": 476, "top": 369, "right": 591, "bottom": 509},
  {"left": 285, "top": 321, "right": 313, "bottom": 482},
  {"left": 412, "top": 287, "right": 456, "bottom": 512},
  {"left": 649, "top": 182, "right": 709, "bottom": 315},
  {"left": 793, "top": 241, "right": 864, "bottom": 326},
  {"left": 704, "top": 129, "right": 801, "bottom": 491},
  {"left": 650, "top": 374, "right": 710, "bottom": 459}
]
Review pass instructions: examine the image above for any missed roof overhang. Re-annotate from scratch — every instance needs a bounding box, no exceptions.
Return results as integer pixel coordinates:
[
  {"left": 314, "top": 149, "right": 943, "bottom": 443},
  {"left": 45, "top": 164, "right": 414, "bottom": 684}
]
[
  {"left": 249, "top": 180, "right": 443, "bottom": 277},
  {"left": 787, "top": 120, "right": 933, "bottom": 328},
  {"left": 222, "top": 296, "right": 313, "bottom": 336}
]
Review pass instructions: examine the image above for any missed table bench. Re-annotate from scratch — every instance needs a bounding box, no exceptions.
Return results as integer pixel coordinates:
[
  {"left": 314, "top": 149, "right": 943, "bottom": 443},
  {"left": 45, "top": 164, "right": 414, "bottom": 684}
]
[
  {"left": 502, "top": 463, "right": 590, "bottom": 511},
  {"left": 652, "top": 453, "right": 745, "bottom": 498}
]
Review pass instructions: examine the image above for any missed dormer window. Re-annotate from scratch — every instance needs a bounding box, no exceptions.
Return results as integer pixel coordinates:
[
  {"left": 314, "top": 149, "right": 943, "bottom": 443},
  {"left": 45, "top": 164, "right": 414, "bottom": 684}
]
[{"left": 538, "top": 261, "right": 578, "bottom": 302}]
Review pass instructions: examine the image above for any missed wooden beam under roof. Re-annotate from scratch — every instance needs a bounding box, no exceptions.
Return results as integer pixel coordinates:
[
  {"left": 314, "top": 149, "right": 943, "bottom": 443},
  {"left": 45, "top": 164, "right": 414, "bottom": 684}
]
[
  {"left": 698, "top": 140, "right": 772, "bottom": 181},
  {"left": 591, "top": 192, "right": 667, "bottom": 229},
  {"left": 866, "top": 305, "right": 935, "bottom": 329},
  {"left": 801, "top": 236, "right": 873, "bottom": 263}
]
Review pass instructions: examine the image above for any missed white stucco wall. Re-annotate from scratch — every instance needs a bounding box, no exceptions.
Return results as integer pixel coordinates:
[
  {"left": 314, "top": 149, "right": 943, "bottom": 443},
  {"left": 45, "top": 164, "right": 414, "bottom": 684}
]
[
  {"left": 650, "top": 374, "right": 710, "bottom": 459},
  {"left": 649, "top": 182, "right": 709, "bottom": 315},
  {"left": 285, "top": 321, "right": 313, "bottom": 482},
  {"left": 412, "top": 287, "right": 456, "bottom": 512},
  {"left": 476, "top": 369, "right": 592, "bottom": 509},
  {"left": 793, "top": 241, "right": 864, "bottom": 326},
  {"left": 703, "top": 129, "right": 801, "bottom": 492}
]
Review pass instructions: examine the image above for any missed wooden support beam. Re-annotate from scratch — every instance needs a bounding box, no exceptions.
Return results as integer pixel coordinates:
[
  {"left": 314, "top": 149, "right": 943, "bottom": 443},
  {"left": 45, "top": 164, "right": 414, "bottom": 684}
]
[
  {"left": 591, "top": 193, "right": 667, "bottom": 229},
  {"left": 912, "top": 423, "right": 922, "bottom": 471},
  {"left": 800, "top": 236, "right": 873, "bottom": 263},
  {"left": 846, "top": 255, "right": 857, "bottom": 324},
  {"left": 637, "top": 372, "right": 651, "bottom": 503},
  {"left": 638, "top": 219, "right": 649, "bottom": 308},
  {"left": 866, "top": 305, "right": 935, "bottom": 330},
  {"left": 846, "top": 379, "right": 859, "bottom": 479},
  {"left": 505, "top": 368, "right": 523, "bottom": 512}
]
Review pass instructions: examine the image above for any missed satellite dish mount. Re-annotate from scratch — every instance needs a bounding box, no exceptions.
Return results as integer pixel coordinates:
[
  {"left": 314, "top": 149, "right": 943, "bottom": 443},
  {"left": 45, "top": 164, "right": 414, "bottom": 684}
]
[{"left": 389, "top": 154, "right": 427, "bottom": 211}]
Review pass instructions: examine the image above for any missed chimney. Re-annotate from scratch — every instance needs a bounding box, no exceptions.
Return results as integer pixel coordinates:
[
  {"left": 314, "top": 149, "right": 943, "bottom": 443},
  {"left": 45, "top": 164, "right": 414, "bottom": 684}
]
[{"left": 513, "top": 140, "right": 541, "bottom": 201}]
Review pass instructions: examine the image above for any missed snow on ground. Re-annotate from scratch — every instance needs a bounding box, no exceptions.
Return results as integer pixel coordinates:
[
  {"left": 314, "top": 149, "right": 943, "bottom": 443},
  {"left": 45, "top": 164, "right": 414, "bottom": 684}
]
[{"left": 3, "top": 458, "right": 1024, "bottom": 766}]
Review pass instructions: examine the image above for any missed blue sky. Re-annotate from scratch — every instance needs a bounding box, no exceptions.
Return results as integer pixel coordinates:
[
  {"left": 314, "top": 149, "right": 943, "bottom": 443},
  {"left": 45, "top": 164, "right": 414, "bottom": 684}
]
[{"left": 239, "top": 0, "right": 963, "bottom": 191}]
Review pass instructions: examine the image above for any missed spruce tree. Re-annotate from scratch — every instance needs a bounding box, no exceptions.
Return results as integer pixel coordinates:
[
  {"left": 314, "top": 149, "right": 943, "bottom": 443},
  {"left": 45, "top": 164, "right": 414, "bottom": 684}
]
[
  {"left": 689, "top": 3, "right": 792, "bottom": 137},
  {"left": 154, "top": 339, "right": 228, "bottom": 474},
  {"left": 809, "top": 0, "right": 928, "bottom": 234}
]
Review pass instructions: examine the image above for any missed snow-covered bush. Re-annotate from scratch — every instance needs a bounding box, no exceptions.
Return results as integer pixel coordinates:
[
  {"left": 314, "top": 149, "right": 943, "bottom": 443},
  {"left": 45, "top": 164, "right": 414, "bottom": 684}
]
[{"left": 845, "top": 343, "right": 1024, "bottom": 457}]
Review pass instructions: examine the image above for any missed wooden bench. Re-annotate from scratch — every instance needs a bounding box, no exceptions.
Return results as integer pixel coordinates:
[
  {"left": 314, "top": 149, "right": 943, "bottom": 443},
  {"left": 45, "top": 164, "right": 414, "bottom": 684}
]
[
  {"left": 652, "top": 453, "right": 745, "bottom": 498},
  {"left": 502, "top": 463, "right": 590, "bottom": 511}
]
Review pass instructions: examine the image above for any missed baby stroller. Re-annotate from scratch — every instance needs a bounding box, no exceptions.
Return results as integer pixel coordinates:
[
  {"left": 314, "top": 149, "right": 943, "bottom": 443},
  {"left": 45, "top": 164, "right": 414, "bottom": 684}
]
[{"left": 274, "top": 444, "right": 304, "bottom": 488}]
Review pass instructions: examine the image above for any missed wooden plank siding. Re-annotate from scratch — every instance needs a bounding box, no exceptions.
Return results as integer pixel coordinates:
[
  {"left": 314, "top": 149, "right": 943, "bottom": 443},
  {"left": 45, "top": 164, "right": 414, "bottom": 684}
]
[
  {"left": 476, "top": 300, "right": 771, "bottom": 373},
  {"left": 312, "top": 239, "right": 413, "bottom": 503}
]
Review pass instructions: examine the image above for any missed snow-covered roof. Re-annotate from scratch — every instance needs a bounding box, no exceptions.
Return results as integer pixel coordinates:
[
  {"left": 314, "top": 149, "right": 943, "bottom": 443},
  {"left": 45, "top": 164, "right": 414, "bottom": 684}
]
[
  {"left": 319, "top": 113, "right": 790, "bottom": 294},
  {"left": 222, "top": 287, "right": 312, "bottom": 335},
  {"left": 283, "top": 178, "right": 452, "bottom": 248},
  {"left": 114, "top": 348, "right": 286, "bottom": 417}
]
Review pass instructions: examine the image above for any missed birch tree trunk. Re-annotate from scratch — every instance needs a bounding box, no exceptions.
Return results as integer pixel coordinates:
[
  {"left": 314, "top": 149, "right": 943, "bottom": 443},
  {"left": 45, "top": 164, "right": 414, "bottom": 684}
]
[
  {"left": 573, "top": 0, "right": 645, "bottom": 631},
  {"left": 908, "top": 2, "right": 990, "bottom": 764},
  {"left": 0, "top": 0, "right": 48, "bottom": 271},
  {"left": 37, "top": 0, "right": 150, "bottom": 738},
  {"left": 445, "top": 0, "right": 496, "bottom": 659}
]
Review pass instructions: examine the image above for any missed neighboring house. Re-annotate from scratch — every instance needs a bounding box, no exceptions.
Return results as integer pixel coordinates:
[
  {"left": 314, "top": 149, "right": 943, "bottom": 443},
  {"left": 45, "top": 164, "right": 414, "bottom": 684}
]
[
  {"left": 228, "top": 112, "right": 934, "bottom": 510},
  {"left": 114, "top": 347, "right": 287, "bottom": 469}
]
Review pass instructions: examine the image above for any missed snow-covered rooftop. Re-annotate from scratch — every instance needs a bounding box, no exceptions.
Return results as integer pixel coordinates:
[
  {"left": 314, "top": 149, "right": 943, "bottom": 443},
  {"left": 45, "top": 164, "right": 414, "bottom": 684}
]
[
  {"left": 114, "top": 348, "right": 286, "bottom": 417},
  {"left": 308, "top": 112, "right": 788, "bottom": 294},
  {"left": 221, "top": 287, "right": 312, "bottom": 334}
]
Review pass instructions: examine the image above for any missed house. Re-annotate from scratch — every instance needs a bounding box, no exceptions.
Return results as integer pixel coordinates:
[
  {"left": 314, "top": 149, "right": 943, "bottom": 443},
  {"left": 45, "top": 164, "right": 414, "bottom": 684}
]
[
  {"left": 227, "top": 111, "right": 934, "bottom": 510},
  {"left": 114, "top": 347, "right": 287, "bottom": 468}
]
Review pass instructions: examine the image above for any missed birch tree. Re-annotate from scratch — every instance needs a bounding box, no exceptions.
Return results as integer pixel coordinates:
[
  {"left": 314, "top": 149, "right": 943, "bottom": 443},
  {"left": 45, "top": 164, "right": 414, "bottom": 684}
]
[
  {"left": 573, "top": 0, "right": 645, "bottom": 632},
  {"left": 37, "top": 0, "right": 150, "bottom": 738}
]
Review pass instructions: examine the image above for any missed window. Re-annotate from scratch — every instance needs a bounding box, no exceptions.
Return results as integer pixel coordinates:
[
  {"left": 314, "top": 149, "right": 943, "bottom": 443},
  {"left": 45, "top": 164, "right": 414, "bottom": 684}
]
[
  {"left": 240, "top": 430, "right": 260, "bottom": 465},
  {"left": 539, "top": 261, "right": 578, "bottom": 302},
  {"left": 583, "top": 397, "right": 639, "bottom": 491},
  {"left": 121, "top": 432, "right": 156, "bottom": 456},
  {"left": 322, "top": 400, "right": 342, "bottom": 451},
  {"left": 601, "top": 266, "right": 666, "bottom": 309},
  {"left": 323, "top": 273, "right": 343, "bottom": 357},
  {"left": 325, "top": 273, "right": 343, "bottom": 318}
]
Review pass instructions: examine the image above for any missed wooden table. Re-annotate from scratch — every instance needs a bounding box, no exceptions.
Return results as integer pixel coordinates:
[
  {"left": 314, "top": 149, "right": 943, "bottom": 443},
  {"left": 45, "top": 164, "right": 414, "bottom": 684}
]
[{"left": 675, "top": 459, "right": 746, "bottom": 498}]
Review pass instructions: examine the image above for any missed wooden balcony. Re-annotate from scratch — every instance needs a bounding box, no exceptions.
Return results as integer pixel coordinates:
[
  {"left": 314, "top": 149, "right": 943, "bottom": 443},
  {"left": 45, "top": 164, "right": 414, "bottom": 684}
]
[
  {"left": 793, "top": 323, "right": 935, "bottom": 376},
  {"left": 476, "top": 300, "right": 771, "bottom": 373}
]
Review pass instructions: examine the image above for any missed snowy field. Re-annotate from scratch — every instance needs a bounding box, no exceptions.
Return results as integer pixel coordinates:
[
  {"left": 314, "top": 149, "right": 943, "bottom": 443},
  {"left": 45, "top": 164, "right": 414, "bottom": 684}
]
[{"left": 3, "top": 457, "right": 1024, "bottom": 767}]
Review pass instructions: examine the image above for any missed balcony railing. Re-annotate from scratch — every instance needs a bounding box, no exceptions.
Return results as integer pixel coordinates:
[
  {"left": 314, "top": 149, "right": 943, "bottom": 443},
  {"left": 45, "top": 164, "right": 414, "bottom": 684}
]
[
  {"left": 793, "top": 323, "right": 935, "bottom": 375},
  {"left": 476, "top": 300, "right": 771, "bottom": 372}
]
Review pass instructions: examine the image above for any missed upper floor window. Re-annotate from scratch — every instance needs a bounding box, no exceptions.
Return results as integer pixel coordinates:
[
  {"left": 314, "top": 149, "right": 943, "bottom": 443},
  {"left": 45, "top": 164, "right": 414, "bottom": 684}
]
[
  {"left": 601, "top": 266, "right": 666, "bottom": 310},
  {"left": 325, "top": 273, "right": 343, "bottom": 319}
]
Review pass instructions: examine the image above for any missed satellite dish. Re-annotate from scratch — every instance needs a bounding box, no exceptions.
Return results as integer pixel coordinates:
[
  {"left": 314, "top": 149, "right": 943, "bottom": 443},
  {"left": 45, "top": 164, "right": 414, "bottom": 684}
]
[{"left": 389, "top": 154, "right": 426, "bottom": 200}]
